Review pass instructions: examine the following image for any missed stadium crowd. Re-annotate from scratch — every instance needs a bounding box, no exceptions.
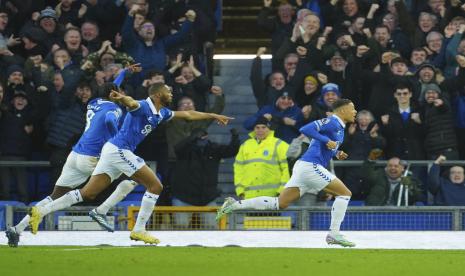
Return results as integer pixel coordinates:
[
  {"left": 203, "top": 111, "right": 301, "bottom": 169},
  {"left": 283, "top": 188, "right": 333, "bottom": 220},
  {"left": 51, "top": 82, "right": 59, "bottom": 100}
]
[{"left": 0, "top": 0, "right": 464, "bottom": 208}]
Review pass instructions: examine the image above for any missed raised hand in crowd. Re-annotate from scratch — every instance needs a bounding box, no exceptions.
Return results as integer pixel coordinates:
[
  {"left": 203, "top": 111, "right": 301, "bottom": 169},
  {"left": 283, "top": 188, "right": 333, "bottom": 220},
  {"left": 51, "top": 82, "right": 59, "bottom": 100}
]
[
  {"left": 336, "top": 150, "right": 348, "bottom": 160},
  {"left": 127, "top": 63, "right": 142, "bottom": 73},
  {"left": 367, "top": 3, "right": 380, "bottom": 19},
  {"left": 7, "top": 35, "right": 21, "bottom": 48},
  {"left": 356, "top": 45, "right": 370, "bottom": 57},
  {"left": 381, "top": 114, "right": 390, "bottom": 125},
  {"left": 256, "top": 47, "right": 267, "bottom": 57},
  {"left": 369, "top": 124, "right": 379, "bottom": 138},
  {"left": 210, "top": 86, "right": 223, "bottom": 96},
  {"left": 411, "top": 113, "right": 421, "bottom": 124},
  {"left": 323, "top": 26, "right": 333, "bottom": 37},
  {"left": 296, "top": 46, "right": 307, "bottom": 57},
  {"left": 185, "top": 10, "right": 196, "bottom": 22},
  {"left": 348, "top": 123, "right": 356, "bottom": 135},
  {"left": 263, "top": 0, "right": 272, "bottom": 8},
  {"left": 317, "top": 73, "right": 328, "bottom": 84},
  {"left": 175, "top": 75, "right": 188, "bottom": 85},
  {"left": 316, "top": 36, "right": 326, "bottom": 50},
  {"left": 78, "top": 4, "right": 88, "bottom": 19}
]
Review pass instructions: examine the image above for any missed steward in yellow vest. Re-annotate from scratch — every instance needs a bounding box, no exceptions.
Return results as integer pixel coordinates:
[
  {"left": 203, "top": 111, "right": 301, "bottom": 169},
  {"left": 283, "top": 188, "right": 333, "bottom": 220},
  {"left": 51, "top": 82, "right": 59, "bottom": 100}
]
[{"left": 234, "top": 117, "right": 289, "bottom": 199}]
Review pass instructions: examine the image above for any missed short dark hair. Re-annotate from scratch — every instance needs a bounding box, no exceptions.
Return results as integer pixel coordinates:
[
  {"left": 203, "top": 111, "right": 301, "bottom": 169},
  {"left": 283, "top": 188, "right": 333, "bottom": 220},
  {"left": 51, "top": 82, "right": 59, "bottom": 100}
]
[
  {"left": 101, "top": 82, "right": 117, "bottom": 99},
  {"left": 148, "top": 83, "right": 168, "bottom": 96},
  {"left": 145, "top": 70, "right": 164, "bottom": 80},
  {"left": 332, "top": 98, "right": 352, "bottom": 110},
  {"left": 411, "top": 47, "right": 427, "bottom": 55},
  {"left": 394, "top": 82, "right": 412, "bottom": 93}
]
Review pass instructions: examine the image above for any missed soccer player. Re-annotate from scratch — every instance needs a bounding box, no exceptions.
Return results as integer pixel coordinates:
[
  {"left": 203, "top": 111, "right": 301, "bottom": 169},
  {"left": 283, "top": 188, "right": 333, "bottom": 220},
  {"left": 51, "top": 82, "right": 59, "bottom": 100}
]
[
  {"left": 216, "top": 99, "right": 357, "bottom": 247},
  {"left": 5, "top": 82, "right": 124, "bottom": 247},
  {"left": 28, "top": 83, "right": 232, "bottom": 244}
]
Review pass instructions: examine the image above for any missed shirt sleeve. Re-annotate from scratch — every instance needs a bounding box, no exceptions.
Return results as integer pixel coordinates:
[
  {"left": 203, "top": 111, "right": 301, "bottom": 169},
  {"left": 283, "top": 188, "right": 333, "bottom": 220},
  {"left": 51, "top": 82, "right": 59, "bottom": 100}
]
[
  {"left": 161, "top": 108, "right": 174, "bottom": 122},
  {"left": 104, "top": 110, "right": 120, "bottom": 137},
  {"left": 299, "top": 118, "right": 333, "bottom": 143},
  {"left": 129, "top": 100, "right": 145, "bottom": 116}
]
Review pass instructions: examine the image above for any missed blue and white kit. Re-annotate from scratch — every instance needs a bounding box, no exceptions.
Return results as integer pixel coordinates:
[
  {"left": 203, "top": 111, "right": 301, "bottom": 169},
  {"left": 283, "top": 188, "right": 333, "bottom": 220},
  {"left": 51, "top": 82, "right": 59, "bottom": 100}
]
[
  {"left": 284, "top": 115, "right": 346, "bottom": 196},
  {"left": 92, "top": 97, "right": 174, "bottom": 181},
  {"left": 56, "top": 98, "right": 122, "bottom": 188}
]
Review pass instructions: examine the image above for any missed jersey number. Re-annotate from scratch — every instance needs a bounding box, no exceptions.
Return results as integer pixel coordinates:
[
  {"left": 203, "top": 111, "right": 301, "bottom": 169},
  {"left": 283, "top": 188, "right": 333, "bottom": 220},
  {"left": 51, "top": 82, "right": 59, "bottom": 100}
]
[{"left": 84, "top": 110, "right": 96, "bottom": 132}]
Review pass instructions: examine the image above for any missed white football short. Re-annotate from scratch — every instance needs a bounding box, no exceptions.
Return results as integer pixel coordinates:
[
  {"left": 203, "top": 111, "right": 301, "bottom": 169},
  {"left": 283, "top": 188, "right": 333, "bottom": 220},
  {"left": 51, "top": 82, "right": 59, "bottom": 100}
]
[
  {"left": 92, "top": 142, "right": 145, "bottom": 182},
  {"left": 55, "top": 151, "right": 98, "bottom": 188},
  {"left": 284, "top": 160, "right": 336, "bottom": 196}
]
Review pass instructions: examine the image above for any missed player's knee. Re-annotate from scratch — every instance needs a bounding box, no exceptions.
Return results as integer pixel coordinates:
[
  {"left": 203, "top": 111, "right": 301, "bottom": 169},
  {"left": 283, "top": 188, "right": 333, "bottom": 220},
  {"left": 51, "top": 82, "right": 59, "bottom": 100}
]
[
  {"left": 343, "top": 189, "right": 352, "bottom": 197},
  {"left": 147, "top": 182, "right": 163, "bottom": 195}
]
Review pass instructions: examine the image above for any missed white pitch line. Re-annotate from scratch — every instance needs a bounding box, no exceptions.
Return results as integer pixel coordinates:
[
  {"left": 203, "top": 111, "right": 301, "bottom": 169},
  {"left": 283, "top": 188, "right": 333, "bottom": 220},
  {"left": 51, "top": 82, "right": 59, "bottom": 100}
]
[{"left": 2, "top": 231, "right": 465, "bottom": 250}]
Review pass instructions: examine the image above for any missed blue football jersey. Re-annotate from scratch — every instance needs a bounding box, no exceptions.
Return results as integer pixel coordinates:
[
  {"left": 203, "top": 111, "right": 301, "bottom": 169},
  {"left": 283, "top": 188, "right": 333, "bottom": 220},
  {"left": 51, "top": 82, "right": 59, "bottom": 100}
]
[
  {"left": 109, "top": 97, "right": 174, "bottom": 151},
  {"left": 73, "top": 98, "right": 123, "bottom": 156},
  {"left": 299, "top": 115, "right": 346, "bottom": 167}
]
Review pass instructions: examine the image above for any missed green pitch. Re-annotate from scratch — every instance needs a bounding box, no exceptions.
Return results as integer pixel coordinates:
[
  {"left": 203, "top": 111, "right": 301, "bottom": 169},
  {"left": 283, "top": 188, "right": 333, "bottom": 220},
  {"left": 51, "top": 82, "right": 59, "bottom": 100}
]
[{"left": 1, "top": 246, "right": 463, "bottom": 276}]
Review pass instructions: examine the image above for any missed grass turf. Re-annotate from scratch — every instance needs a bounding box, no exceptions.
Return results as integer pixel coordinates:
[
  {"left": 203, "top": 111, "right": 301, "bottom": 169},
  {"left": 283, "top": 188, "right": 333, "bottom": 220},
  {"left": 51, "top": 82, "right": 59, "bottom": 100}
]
[{"left": 1, "top": 246, "right": 464, "bottom": 276}]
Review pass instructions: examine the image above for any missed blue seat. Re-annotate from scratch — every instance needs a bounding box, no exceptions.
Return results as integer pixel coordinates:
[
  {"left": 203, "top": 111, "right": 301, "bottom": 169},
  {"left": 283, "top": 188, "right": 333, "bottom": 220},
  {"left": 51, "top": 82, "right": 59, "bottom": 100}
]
[
  {"left": 326, "top": 200, "right": 365, "bottom": 206},
  {"left": 0, "top": 201, "right": 26, "bottom": 230}
]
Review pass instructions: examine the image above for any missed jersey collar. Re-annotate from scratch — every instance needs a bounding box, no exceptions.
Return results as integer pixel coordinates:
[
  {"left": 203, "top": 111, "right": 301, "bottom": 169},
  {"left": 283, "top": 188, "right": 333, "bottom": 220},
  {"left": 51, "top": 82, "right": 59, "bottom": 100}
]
[
  {"left": 146, "top": 97, "right": 160, "bottom": 115},
  {"left": 332, "top": 114, "right": 346, "bottom": 128}
]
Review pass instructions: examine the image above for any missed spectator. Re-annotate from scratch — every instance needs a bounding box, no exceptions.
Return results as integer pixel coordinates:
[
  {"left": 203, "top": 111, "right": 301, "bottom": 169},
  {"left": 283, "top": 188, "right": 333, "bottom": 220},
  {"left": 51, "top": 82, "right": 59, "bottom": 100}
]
[
  {"left": 428, "top": 155, "right": 465, "bottom": 206},
  {"left": 234, "top": 117, "right": 289, "bottom": 199},
  {"left": 168, "top": 55, "right": 212, "bottom": 112},
  {"left": 46, "top": 81, "right": 90, "bottom": 184},
  {"left": 409, "top": 47, "right": 428, "bottom": 73},
  {"left": 58, "top": 27, "right": 89, "bottom": 65},
  {"left": 3, "top": 64, "right": 35, "bottom": 104},
  {"left": 340, "top": 110, "right": 386, "bottom": 199},
  {"left": 81, "top": 40, "right": 135, "bottom": 77},
  {"left": 381, "top": 83, "right": 425, "bottom": 160},
  {"left": 294, "top": 73, "right": 322, "bottom": 108},
  {"left": 257, "top": 0, "right": 294, "bottom": 70},
  {"left": 306, "top": 83, "right": 341, "bottom": 122},
  {"left": 55, "top": 0, "right": 88, "bottom": 27},
  {"left": 132, "top": 70, "right": 165, "bottom": 100},
  {"left": 80, "top": 20, "right": 101, "bottom": 53},
  {"left": 444, "top": 23, "right": 465, "bottom": 78},
  {"left": 420, "top": 83, "right": 459, "bottom": 160},
  {"left": 244, "top": 91, "right": 304, "bottom": 144},
  {"left": 23, "top": 6, "right": 65, "bottom": 50},
  {"left": 250, "top": 47, "right": 297, "bottom": 108},
  {"left": 166, "top": 86, "right": 225, "bottom": 162},
  {"left": 171, "top": 128, "right": 240, "bottom": 228},
  {"left": 0, "top": 91, "right": 35, "bottom": 203},
  {"left": 363, "top": 157, "right": 423, "bottom": 206},
  {"left": 121, "top": 5, "right": 196, "bottom": 85}
]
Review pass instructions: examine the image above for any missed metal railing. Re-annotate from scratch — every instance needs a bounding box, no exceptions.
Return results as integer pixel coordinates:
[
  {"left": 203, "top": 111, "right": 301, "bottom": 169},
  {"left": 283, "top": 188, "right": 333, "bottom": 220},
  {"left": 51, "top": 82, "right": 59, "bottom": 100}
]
[{"left": 4, "top": 205, "right": 465, "bottom": 231}]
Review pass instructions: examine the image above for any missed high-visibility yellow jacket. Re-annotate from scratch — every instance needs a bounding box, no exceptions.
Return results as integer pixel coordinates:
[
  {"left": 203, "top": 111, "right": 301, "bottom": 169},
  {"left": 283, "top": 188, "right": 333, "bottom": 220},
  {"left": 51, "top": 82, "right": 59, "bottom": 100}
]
[{"left": 234, "top": 131, "right": 290, "bottom": 199}]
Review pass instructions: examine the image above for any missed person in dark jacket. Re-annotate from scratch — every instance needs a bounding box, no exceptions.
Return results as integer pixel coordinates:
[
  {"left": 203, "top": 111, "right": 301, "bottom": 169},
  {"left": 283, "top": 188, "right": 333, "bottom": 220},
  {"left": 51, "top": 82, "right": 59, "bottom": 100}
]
[
  {"left": 243, "top": 90, "right": 304, "bottom": 144},
  {"left": 0, "top": 91, "right": 35, "bottom": 202},
  {"left": 381, "top": 83, "right": 425, "bottom": 160},
  {"left": 171, "top": 128, "right": 240, "bottom": 229},
  {"left": 340, "top": 110, "right": 386, "bottom": 199},
  {"left": 363, "top": 157, "right": 424, "bottom": 206},
  {"left": 257, "top": 0, "right": 294, "bottom": 70},
  {"left": 428, "top": 155, "right": 465, "bottom": 206},
  {"left": 121, "top": 5, "right": 195, "bottom": 85},
  {"left": 46, "top": 82, "right": 90, "bottom": 185},
  {"left": 420, "top": 83, "right": 459, "bottom": 160},
  {"left": 250, "top": 47, "right": 296, "bottom": 109}
]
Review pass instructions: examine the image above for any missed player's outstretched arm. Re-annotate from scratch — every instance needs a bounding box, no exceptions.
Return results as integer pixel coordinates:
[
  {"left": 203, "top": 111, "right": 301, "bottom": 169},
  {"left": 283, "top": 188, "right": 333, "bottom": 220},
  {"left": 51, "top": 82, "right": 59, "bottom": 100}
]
[
  {"left": 110, "top": 90, "right": 140, "bottom": 111},
  {"left": 174, "top": 110, "right": 234, "bottom": 125}
]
